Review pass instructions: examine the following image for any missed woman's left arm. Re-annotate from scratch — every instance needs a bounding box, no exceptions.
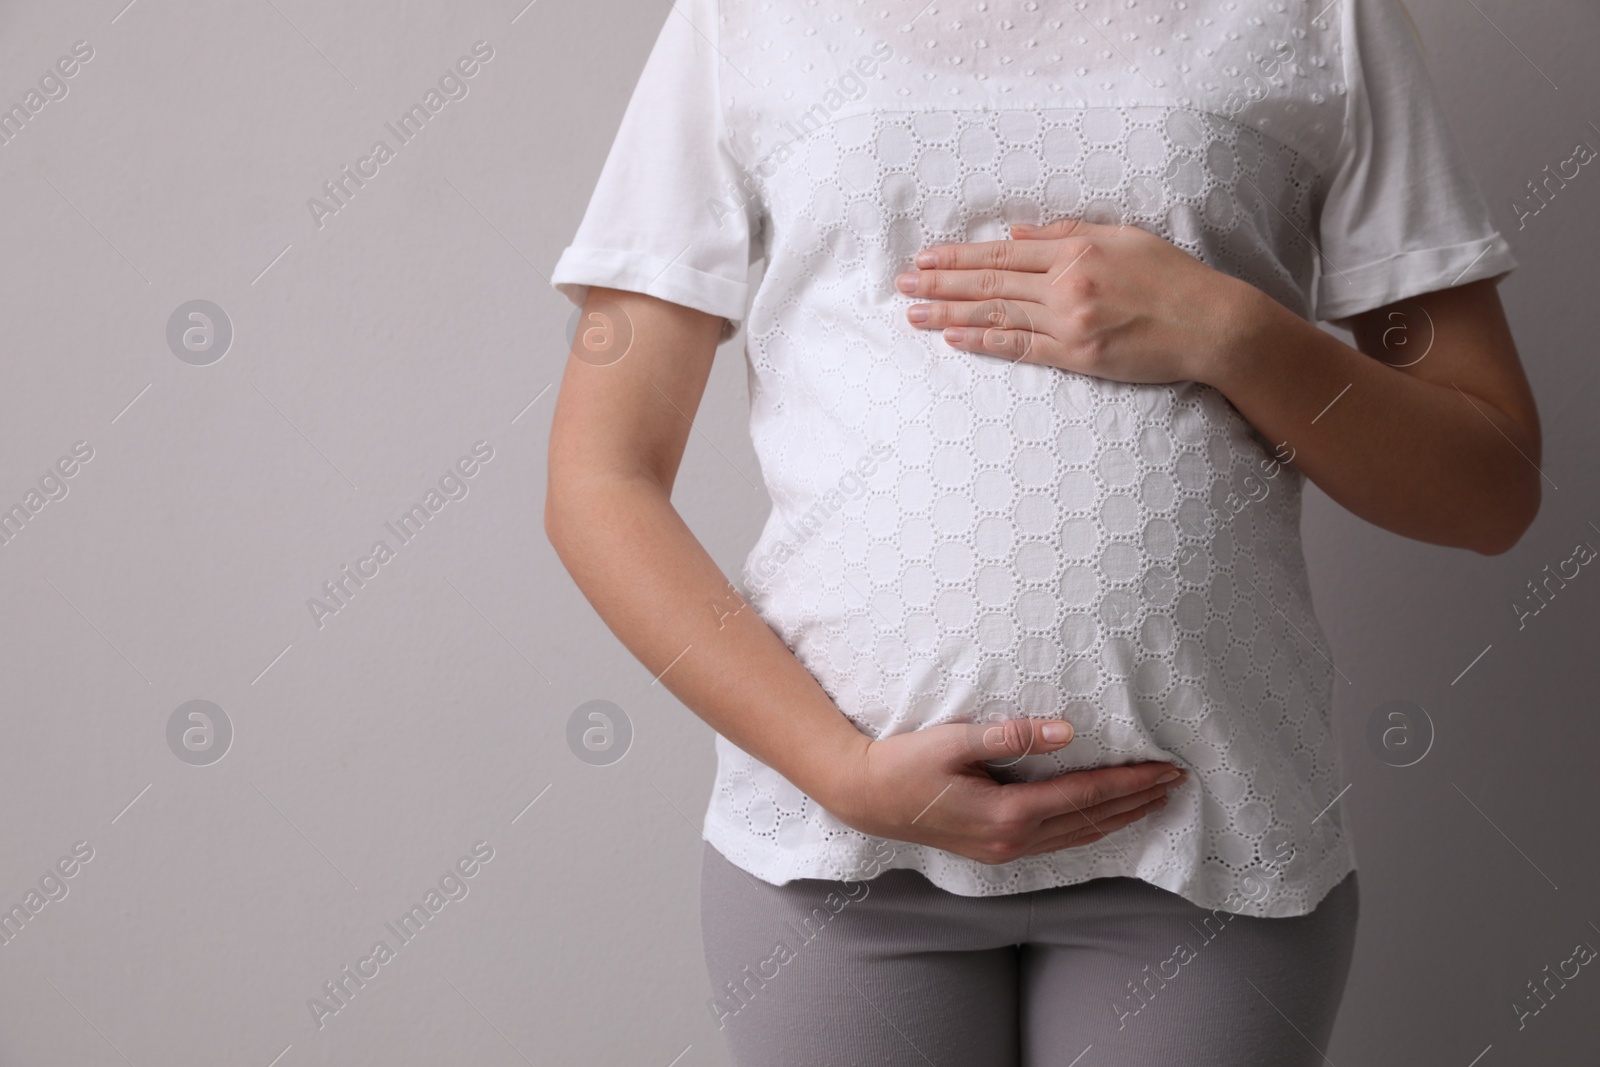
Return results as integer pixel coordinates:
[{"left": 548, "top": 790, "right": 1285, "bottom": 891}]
[
  {"left": 899, "top": 219, "right": 1543, "bottom": 556},
  {"left": 1204, "top": 270, "right": 1541, "bottom": 556}
]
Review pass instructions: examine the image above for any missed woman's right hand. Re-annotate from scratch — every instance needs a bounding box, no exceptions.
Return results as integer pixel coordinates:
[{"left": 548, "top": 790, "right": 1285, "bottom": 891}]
[{"left": 826, "top": 719, "right": 1187, "bottom": 865}]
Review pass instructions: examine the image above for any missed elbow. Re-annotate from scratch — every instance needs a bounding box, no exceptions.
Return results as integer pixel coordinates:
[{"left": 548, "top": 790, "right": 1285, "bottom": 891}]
[
  {"left": 1466, "top": 405, "right": 1544, "bottom": 556},
  {"left": 542, "top": 493, "right": 565, "bottom": 557},
  {"left": 543, "top": 462, "right": 585, "bottom": 563},
  {"left": 1470, "top": 471, "right": 1542, "bottom": 557},
  {"left": 543, "top": 459, "right": 660, "bottom": 565},
  {"left": 544, "top": 489, "right": 591, "bottom": 570}
]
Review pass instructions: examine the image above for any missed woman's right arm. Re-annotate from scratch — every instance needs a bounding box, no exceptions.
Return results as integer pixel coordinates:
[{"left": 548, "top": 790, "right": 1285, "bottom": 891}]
[{"left": 544, "top": 287, "right": 1185, "bottom": 865}]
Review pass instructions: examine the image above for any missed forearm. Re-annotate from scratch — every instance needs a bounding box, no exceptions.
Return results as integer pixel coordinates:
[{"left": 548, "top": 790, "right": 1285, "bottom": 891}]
[
  {"left": 545, "top": 472, "right": 869, "bottom": 808},
  {"left": 1200, "top": 283, "right": 1541, "bottom": 555}
]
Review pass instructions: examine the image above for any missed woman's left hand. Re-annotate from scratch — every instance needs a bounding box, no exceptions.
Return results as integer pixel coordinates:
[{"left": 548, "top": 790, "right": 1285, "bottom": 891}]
[{"left": 897, "top": 218, "right": 1252, "bottom": 386}]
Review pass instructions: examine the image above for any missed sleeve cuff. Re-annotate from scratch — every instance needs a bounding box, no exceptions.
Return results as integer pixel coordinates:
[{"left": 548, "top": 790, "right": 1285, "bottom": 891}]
[
  {"left": 1313, "top": 233, "right": 1518, "bottom": 322},
  {"left": 550, "top": 246, "right": 750, "bottom": 331}
]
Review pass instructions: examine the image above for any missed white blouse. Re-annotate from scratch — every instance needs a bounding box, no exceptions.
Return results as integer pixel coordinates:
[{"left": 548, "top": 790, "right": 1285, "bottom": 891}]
[{"left": 552, "top": 0, "right": 1516, "bottom": 916}]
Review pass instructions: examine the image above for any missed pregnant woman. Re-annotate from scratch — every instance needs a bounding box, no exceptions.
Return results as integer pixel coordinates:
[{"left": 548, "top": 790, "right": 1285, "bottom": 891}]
[{"left": 546, "top": 0, "right": 1540, "bottom": 1062}]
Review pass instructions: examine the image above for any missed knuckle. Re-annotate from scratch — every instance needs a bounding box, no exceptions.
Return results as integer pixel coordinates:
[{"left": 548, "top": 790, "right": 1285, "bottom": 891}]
[
  {"left": 989, "top": 803, "right": 1030, "bottom": 841},
  {"left": 980, "top": 837, "right": 1025, "bottom": 865},
  {"left": 985, "top": 242, "right": 1011, "bottom": 270},
  {"left": 977, "top": 269, "right": 1003, "bottom": 296},
  {"left": 974, "top": 719, "right": 1012, "bottom": 756},
  {"left": 1076, "top": 336, "right": 1106, "bottom": 369},
  {"left": 1075, "top": 778, "right": 1110, "bottom": 809},
  {"left": 1015, "top": 331, "right": 1038, "bottom": 361},
  {"left": 1064, "top": 305, "right": 1097, "bottom": 337},
  {"left": 998, "top": 718, "right": 1031, "bottom": 753},
  {"left": 981, "top": 299, "right": 1009, "bottom": 328},
  {"left": 971, "top": 722, "right": 1005, "bottom": 757},
  {"left": 1063, "top": 274, "right": 1097, "bottom": 301}
]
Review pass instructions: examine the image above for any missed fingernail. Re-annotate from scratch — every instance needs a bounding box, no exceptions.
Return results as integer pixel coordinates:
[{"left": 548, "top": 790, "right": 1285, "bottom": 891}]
[
  {"left": 1156, "top": 770, "right": 1181, "bottom": 784},
  {"left": 1041, "top": 722, "right": 1073, "bottom": 743},
  {"left": 907, "top": 305, "right": 928, "bottom": 324},
  {"left": 915, "top": 251, "right": 938, "bottom": 268},
  {"left": 895, "top": 272, "right": 918, "bottom": 293},
  {"left": 943, "top": 327, "right": 965, "bottom": 344}
]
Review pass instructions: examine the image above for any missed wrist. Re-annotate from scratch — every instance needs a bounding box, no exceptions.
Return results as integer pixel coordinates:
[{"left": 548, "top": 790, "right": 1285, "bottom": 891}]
[
  {"left": 1188, "top": 272, "right": 1281, "bottom": 390},
  {"left": 785, "top": 710, "right": 873, "bottom": 821}
]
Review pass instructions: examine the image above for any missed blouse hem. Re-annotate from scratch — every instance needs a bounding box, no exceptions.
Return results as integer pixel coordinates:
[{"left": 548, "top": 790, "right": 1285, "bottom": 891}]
[{"left": 702, "top": 807, "right": 1357, "bottom": 920}]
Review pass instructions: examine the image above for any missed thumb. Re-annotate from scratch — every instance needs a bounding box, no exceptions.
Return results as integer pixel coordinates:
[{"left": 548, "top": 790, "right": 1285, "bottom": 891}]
[{"left": 960, "top": 718, "right": 1075, "bottom": 767}]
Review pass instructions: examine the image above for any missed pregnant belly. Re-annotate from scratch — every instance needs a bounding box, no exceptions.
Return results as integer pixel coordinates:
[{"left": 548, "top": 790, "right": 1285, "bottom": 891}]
[{"left": 740, "top": 359, "right": 1321, "bottom": 781}]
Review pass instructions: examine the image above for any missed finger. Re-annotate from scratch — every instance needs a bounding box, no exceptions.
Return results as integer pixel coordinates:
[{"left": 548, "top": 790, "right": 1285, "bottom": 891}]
[
  {"left": 1022, "top": 814, "right": 1150, "bottom": 856},
  {"left": 954, "top": 718, "right": 1076, "bottom": 767},
  {"left": 896, "top": 265, "right": 1045, "bottom": 302},
  {"left": 907, "top": 298, "right": 1044, "bottom": 332},
  {"left": 1026, "top": 828, "right": 1108, "bottom": 853},
  {"left": 1003, "top": 762, "right": 1185, "bottom": 822},
  {"left": 1021, "top": 795, "right": 1170, "bottom": 856},
  {"left": 913, "top": 238, "right": 1059, "bottom": 273},
  {"left": 1034, "top": 779, "right": 1176, "bottom": 839},
  {"left": 940, "top": 326, "right": 1042, "bottom": 363}
]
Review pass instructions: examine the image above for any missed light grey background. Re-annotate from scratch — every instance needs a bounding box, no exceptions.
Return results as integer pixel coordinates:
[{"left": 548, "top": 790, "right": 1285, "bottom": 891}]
[{"left": 1, "top": 0, "right": 1596, "bottom": 1064}]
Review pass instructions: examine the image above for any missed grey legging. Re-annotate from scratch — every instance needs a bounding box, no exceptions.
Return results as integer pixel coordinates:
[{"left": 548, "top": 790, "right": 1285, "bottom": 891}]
[{"left": 700, "top": 841, "right": 1359, "bottom": 1066}]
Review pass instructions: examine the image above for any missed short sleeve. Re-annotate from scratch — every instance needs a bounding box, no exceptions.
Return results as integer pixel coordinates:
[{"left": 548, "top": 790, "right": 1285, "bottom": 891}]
[
  {"left": 550, "top": 0, "right": 762, "bottom": 333},
  {"left": 1312, "top": 0, "right": 1516, "bottom": 322}
]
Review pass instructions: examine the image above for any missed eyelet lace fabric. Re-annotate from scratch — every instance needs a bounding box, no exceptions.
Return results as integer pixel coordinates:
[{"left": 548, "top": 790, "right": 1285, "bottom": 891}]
[{"left": 713, "top": 102, "right": 1351, "bottom": 917}]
